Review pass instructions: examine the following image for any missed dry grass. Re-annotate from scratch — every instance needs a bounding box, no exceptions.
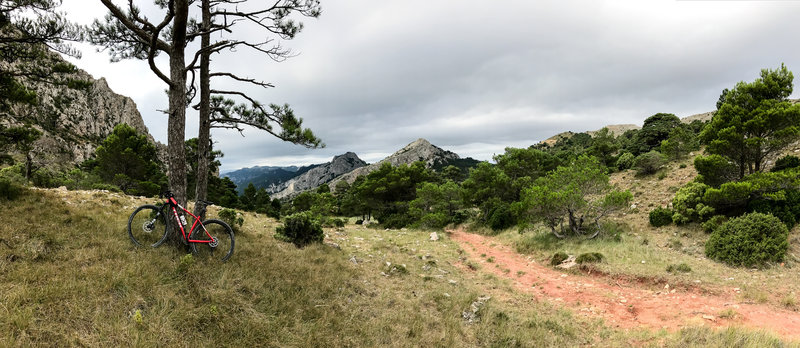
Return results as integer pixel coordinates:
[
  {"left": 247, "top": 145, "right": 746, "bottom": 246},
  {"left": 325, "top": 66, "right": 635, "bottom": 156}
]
[
  {"left": 0, "top": 188, "right": 795, "bottom": 346},
  {"left": 502, "top": 157, "right": 800, "bottom": 310},
  {"left": 0, "top": 188, "right": 620, "bottom": 346}
]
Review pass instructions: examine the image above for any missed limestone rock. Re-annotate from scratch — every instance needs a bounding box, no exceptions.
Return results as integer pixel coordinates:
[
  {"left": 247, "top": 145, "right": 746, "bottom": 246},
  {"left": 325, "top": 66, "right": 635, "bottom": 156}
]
[
  {"left": 331, "top": 138, "right": 460, "bottom": 187},
  {"left": 2, "top": 49, "right": 161, "bottom": 170},
  {"left": 271, "top": 152, "right": 366, "bottom": 199}
]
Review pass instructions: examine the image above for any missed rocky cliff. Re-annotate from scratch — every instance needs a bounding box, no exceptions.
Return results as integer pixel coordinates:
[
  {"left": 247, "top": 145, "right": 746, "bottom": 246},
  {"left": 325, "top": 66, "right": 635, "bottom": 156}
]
[
  {"left": 271, "top": 152, "right": 367, "bottom": 199},
  {"left": 2, "top": 50, "right": 155, "bottom": 170},
  {"left": 328, "top": 138, "right": 461, "bottom": 188}
]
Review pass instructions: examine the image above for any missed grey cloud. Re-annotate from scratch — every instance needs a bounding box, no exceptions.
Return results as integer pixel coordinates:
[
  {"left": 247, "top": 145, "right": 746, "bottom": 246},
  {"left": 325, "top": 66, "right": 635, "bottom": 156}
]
[{"left": 61, "top": 0, "right": 800, "bottom": 173}]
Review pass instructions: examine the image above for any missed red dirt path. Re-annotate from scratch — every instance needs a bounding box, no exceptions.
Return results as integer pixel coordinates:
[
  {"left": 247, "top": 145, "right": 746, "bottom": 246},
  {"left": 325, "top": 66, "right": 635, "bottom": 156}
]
[{"left": 449, "top": 229, "right": 800, "bottom": 341}]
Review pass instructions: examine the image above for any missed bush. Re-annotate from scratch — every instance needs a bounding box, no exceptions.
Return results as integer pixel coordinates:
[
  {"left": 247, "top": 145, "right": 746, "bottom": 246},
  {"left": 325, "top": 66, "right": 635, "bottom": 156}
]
[
  {"left": 90, "top": 183, "right": 121, "bottom": 192},
  {"left": 701, "top": 215, "right": 727, "bottom": 233},
  {"left": 671, "top": 182, "right": 712, "bottom": 224},
  {"left": 575, "top": 252, "right": 604, "bottom": 264},
  {"left": 747, "top": 189, "right": 800, "bottom": 229},
  {"left": 634, "top": 151, "right": 666, "bottom": 175},
  {"left": 771, "top": 155, "right": 800, "bottom": 172},
  {"left": 0, "top": 178, "right": 24, "bottom": 200},
  {"left": 666, "top": 263, "right": 691, "bottom": 273},
  {"left": 355, "top": 219, "right": 363, "bottom": 225},
  {"left": 451, "top": 210, "right": 472, "bottom": 225},
  {"left": 550, "top": 252, "right": 569, "bottom": 266},
  {"left": 694, "top": 154, "right": 737, "bottom": 187},
  {"left": 31, "top": 167, "right": 65, "bottom": 188},
  {"left": 705, "top": 212, "right": 788, "bottom": 267},
  {"left": 616, "top": 152, "right": 635, "bottom": 171},
  {"left": 275, "top": 212, "right": 324, "bottom": 247},
  {"left": 418, "top": 212, "right": 450, "bottom": 229},
  {"left": 218, "top": 208, "right": 244, "bottom": 232},
  {"left": 332, "top": 218, "right": 346, "bottom": 228},
  {"left": 379, "top": 213, "right": 415, "bottom": 229},
  {"left": 488, "top": 202, "right": 514, "bottom": 231},
  {"left": 649, "top": 207, "right": 673, "bottom": 227}
]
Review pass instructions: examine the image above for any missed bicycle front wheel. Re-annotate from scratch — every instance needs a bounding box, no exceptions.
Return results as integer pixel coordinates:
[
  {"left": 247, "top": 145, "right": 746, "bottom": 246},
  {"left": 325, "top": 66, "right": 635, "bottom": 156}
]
[
  {"left": 127, "top": 204, "right": 169, "bottom": 247},
  {"left": 190, "top": 219, "right": 234, "bottom": 261}
]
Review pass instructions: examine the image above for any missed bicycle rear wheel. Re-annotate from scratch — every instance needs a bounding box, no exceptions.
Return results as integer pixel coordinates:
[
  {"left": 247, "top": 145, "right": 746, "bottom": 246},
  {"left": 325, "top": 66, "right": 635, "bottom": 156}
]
[
  {"left": 190, "top": 219, "right": 234, "bottom": 261},
  {"left": 127, "top": 204, "right": 169, "bottom": 247}
]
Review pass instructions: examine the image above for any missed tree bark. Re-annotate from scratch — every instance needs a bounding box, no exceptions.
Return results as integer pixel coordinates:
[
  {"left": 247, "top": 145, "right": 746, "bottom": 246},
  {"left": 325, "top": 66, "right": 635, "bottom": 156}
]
[
  {"left": 193, "top": 0, "right": 212, "bottom": 219},
  {"left": 167, "top": 0, "right": 189, "bottom": 246}
]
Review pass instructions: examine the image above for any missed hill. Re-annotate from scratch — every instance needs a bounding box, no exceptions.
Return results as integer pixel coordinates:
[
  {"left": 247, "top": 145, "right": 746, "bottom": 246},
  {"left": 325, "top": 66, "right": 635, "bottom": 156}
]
[
  {"left": 223, "top": 165, "right": 309, "bottom": 194},
  {"left": 539, "top": 111, "right": 715, "bottom": 147},
  {"left": 270, "top": 152, "right": 367, "bottom": 199},
  {"left": 329, "top": 138, "right": 473, "bottom": 187},
  {"left": 234, "top": 140, "right": 480, "bottom": 199}
]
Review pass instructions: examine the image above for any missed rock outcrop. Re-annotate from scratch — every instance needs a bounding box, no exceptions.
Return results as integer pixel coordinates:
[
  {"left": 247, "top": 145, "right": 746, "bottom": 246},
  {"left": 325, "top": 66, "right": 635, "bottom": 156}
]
[
  {"left": 271, "top": 152, "right": 367, "bottom": 199},
  {"left": 329, "top": 138, "right": 460, "bottom": 187},
  {"left": 3, "top": 50, "right": 156, "bottom": 170}
]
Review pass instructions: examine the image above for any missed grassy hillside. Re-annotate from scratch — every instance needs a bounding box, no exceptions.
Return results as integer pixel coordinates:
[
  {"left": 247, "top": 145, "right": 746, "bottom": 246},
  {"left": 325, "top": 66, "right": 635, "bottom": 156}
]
[
  {"left": 0, "top": 188, "right": 794, "bottom": 346},
  {"left": 504, "top": 157, "right": 800, "bottom": 303}
]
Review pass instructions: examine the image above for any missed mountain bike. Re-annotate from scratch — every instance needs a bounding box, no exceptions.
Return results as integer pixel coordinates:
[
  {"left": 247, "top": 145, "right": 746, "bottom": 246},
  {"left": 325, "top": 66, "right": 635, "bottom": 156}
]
[{"left": 127, "top": 191, "right": 234, "bottom": 261}]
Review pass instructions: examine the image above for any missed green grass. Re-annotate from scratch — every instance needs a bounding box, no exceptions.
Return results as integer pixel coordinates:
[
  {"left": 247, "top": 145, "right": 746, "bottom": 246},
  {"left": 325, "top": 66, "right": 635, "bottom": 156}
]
[{"left": 0, "top": 189, "right": 796, "bottom": 346}]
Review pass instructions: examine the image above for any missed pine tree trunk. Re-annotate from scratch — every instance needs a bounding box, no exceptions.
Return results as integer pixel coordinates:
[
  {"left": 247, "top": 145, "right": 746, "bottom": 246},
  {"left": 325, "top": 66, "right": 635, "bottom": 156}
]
[
  {"left": 193, "top": 0, "right": 211, "bottom": 220},
  {"left": 167, "top": 0, "right": 189, "bottom": 247}
]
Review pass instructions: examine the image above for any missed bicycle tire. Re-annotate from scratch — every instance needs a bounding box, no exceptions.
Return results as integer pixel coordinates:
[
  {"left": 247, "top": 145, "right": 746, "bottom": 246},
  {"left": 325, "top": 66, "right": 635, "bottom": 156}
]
[
  {"left": 190, "top": 219, "right": 234, "bottom": 261},
  {"left": 127, "top": 204, "right": 169, "bottom": 247}
]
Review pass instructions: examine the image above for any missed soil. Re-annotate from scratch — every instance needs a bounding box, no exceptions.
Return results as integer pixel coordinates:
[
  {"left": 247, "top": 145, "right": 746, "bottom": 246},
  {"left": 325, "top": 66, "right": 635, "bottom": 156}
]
[{"left": 450, "top": 228, "right": 800, "bottom": 341}]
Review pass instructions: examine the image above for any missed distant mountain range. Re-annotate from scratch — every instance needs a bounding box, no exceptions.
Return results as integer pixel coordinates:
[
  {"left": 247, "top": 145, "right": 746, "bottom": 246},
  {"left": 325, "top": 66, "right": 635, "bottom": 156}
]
[
  {"left": 223, "top": 139, "right": 480, "bottom": 199},
  {"left": 223, "top": 165, "right": 316, "bottom": 194}
]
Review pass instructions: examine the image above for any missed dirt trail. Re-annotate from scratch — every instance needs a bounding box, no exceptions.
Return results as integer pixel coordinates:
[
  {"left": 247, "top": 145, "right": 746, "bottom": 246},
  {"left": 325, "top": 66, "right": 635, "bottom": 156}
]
[{"left": 450, "top": 229, "right": 800, "bottom": 341}]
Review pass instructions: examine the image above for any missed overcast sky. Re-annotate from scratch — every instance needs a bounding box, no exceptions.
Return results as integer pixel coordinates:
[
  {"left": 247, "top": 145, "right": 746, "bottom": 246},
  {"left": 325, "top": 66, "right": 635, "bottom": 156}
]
[{"left": 60, "top": 0, "right": 800, "bottom": 173}]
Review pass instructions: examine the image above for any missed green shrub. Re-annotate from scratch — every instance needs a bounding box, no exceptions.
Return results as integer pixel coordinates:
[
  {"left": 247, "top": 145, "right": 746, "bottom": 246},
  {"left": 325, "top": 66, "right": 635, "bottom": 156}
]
[
  {"left": 275, "top": 212, "right": 324, "bottom": 247},
  {"left": 218, "top": 208, "right": 244, "bottom": 232},
  {"left": 488, "top": 202, "right": 513, "bottom": 231},
  {"left": 705, "top": 212, "right": 788, "bottom": 267},
  {"left": 701, "top": 215, "right": 727, "bottom": 233},
  {"left": 747, "top": 189, "right": 800, "bottom": 229},
  {"left": 649, "top": 207, "right": 673, "bottom": 227},
  {"left": 666, "top": 263, "right": 691, "bottom": 273},
  {"left": 679, "top": 163, "right": 687, "bottom": 169},
  {"left": 355, "top": 219, "right": 363, "bottom": 225},
  {"left": 90, "top": 183, "right": 121, "bottom": 192},
  {"left": 771, "top": 155, "right": 800, "bottom": 172},
  {"left": 550, "top": 252, "right": 569, "bottom": 266},
  {"left": 672, "top": 182, "right": 712, "bottom": 224},
  {"left": 575, "top": 252, "right": 604, "bottom": 264},
  {"left": 694, "top": 154, "right": 737, "bottom": 187},
  {"left": 320, "top": 217, "right": 346, "bottom": 228},
  {"left": 616, "top": 152, "right": 635, "bottom": 171},
  {"left": 419, "top": 212, "right": 450, "bottom": 229},
  {"left": 633, "top": 151, "right": 666, "bottom": 175},
  {"left": 31, "top": 167, "right": 66, "bottom": 188},
  {"left": 379, "top": 213, "right": 415, "bottom": 229},
  {"left": 0, "top": 178, "right": 24, "bottom": 200}
]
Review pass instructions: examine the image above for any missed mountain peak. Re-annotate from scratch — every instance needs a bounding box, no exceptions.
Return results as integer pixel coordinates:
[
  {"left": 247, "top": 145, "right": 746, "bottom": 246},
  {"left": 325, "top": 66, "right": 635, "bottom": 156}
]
[
  {"left": 407, "top": 138, "right": 432, "bottom": 147},
  {"left": 391, "top": 138, "right": 458, "bottom": 163}
]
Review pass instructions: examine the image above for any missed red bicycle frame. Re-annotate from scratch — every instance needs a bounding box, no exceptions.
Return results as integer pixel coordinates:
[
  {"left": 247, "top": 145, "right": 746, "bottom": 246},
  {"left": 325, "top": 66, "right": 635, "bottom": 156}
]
[{"left": 167, "top": 196, "right": 213, "bottom": 244}]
